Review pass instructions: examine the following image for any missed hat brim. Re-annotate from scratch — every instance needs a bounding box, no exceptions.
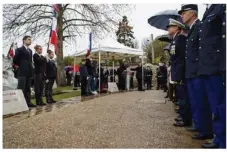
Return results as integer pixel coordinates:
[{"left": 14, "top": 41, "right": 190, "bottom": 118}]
[
  {"left": 166, "top": 25, "right": 178, "bottom": 29},
  {"left": 178, "top": 9, "right": 185, "bottom": 15}
]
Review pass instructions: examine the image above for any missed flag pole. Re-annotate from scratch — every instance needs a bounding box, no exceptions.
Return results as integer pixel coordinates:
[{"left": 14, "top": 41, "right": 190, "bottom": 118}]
[{"left": 99, "top": 44, "right": 101, "bottom": 94}]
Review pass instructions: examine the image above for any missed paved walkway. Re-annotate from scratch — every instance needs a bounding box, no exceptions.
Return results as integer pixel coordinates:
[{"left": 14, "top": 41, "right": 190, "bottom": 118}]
[{"left": 3, "top": 90, "right": 205, "bottom": 148}]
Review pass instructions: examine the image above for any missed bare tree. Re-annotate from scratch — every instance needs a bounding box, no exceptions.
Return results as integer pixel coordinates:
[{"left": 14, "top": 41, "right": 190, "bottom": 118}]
[{"left": 3, "top": 4, "right": 133, "bottom": 86}]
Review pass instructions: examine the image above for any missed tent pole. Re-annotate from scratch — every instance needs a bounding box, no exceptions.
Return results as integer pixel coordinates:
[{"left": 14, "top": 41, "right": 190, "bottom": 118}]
[
  {"left": 142, "top": 49, "right": 144, "bottom": 90},
  {"left": 113, "top": 59, "right": 114, "bottom": 82},
  {"left": 99, "top": 44, "right": 101, "bottom": 94}
]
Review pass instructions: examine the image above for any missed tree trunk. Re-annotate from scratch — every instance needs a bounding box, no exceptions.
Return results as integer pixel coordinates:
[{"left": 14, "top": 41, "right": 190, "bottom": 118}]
[{"left": 56, "top": 4, "right": 66, "bottom": 86}]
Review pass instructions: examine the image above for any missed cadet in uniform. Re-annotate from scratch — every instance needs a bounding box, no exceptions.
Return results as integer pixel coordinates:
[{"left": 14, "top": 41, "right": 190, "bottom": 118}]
[
  {"left": 197, "top": 4, "right": 226, "bottom": 148},
  {"left": 167, "top": 19, "right": 191, "bottom": 127},
  {"left": 179, "top": 4, "right": 213, "bottom": 140}
]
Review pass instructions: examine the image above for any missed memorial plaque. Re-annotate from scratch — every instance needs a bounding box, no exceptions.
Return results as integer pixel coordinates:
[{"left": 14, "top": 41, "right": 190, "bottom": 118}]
[
  {"left": 108, "top": 82, "right": 119, "bottom": 93},
  {"left": 3, "top": 90, "right": 29, "bottom": 115}
]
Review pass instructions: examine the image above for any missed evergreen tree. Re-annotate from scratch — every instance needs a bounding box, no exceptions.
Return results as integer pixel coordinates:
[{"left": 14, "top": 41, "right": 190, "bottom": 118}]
[{"left": 116, "top": 16, "right": 135, "bottom": 48}]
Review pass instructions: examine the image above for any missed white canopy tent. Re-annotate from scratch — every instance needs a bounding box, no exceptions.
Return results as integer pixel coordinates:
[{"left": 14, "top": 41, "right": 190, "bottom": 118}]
[
  {"left": 74, "top": 38, "right": 143, "bottom": 59},
  {"left": 73, "top": 38, "right": 145, "bottom": 93}
]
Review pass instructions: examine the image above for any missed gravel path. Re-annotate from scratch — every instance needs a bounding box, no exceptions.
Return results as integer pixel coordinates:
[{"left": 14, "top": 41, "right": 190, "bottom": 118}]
[{"left": 3, "top": 90, "right": 204, "bottom": 148}]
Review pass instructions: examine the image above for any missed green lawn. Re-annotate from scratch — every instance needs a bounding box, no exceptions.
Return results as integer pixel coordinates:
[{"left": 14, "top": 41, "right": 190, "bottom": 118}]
[{"left": 31, "top": 86, "right": 81, "bottom": 104}]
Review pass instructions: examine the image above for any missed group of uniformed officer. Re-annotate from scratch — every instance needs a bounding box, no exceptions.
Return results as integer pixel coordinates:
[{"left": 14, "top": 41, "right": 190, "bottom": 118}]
[{"left": 166, "top": 4, "right": 226, "bottom": 148}]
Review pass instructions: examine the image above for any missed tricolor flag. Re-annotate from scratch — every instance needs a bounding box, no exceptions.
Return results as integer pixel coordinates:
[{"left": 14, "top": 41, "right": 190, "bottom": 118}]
[
  {"left": 86, "top": 32, "right": 92, "bottom": 56},
  {"left": 49, "top": 4, "right": 60, "bottom": 54},
  {"left": 7, "top": 43, "right": 14, "bottom": 59}
]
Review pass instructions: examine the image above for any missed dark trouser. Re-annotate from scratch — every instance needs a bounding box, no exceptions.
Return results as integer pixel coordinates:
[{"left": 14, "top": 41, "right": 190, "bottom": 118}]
[
  {"left": 118, "top": 77, "right": 125, "bottom": 90},
  {"left": 17, "top": 76, "right": 31, "bottom": 105},
  {"left": 137, "top": 78, "right": 142, "bottom": 90},
  {"left": 76, "top": 75, "right": 81, "bottom": 87},
  {"left": 34, "top": 73, "right": 45, "bottom": 104},
  {"left": 86, "top": 75, "right": 92, "bottom": 93},
  {"left": 161, "top": 79, "right": 168, "bottom": 91},
  {"left": 157, "top": 79, "right": 161, "bottom": 90},
  {"left": 176, "top": 84, "right": 192, "bottom": 125},
  {"left": 201, "top": 75, "right": 226, "bottom": 148},
  {"left": 67, "top": 76, "right": 72, "bottom": 86},
  {"left": 45, "top": 78, "right": 55, "bottom": 101},
  {"left": 73, "top": 75, "right": 79, "bottom": 88},
  {"left": 168, "top": 83, "right": 174, "bottom": 100},
  {"left": 110, "top": 76, "right": 115, "bottom": 82},
  {"left": 81, "top": 77, "right": 87, "bottom": 96},
  {"left": 186, "top": 78, "right": 212, "bottom": 136},
  {"left": 130, "top": 77, "right": 134, "bottom": 89},
  {"left": 146, "top": 76, "right": 152, "bottom": 90}
]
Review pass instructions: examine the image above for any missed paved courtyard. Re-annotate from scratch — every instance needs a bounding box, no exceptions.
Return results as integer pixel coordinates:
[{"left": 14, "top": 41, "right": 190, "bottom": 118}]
[{"left": 3, "top": 90, "right": 205, "bottom": 148}]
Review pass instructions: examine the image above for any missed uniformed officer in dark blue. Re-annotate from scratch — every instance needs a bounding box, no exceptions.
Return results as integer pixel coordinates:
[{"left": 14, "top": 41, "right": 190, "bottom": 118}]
[
  {"left": 179, "top": 4, "right": 213, "bottom": 140},
  {"left": 167, "top": 19, "right": 192, "bottom": 127},
  {"left": 197, "top": 4, "right": 226, "bottom": 148}
]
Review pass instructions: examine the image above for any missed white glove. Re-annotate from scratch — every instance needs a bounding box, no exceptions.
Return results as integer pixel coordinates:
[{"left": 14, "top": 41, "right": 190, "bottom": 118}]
[
  {"left": 87, "top": 77, "right": 89, "bottom": 80},
  {"left": 45, "top": 79, "right": 49, "bottom": 83}
]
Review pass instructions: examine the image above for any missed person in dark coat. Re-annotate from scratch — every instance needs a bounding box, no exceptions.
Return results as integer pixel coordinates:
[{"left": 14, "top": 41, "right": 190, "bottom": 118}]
[
  {"left": 85, "top": 54, "right": 93, "bottom": 95},
  {"left": 146, "top": 66, "right": 153, "bottom": 90},
  {"left": 131, "top": 63, "right": 145, "bottom": 91},
  {"left": 117, "top": 63, "right": 126, "bottom": 90},
  {"left": 104, "top": 68, "right": 109, "bottom": 88},
  {"left": 91, "top": 60, "right": 98, "bottom": 92},
  {"left": 33, "top": 45, "right": 47, "bottom": 106},
  {"left": 97, "top": 64, "right": 105, "bottom": 93},
  {"left": 130, "top": 71, "right": 135, "bottom": 89},
  {"left": 167, "top": 19, "right": 191, "bottom": 127},
  {"left": 109, "top": 68, "right": 117, "bottom": 82},
  {"left": 66, "top": 68, "right": 72, "bottom": 86},
  {"left": 45, "top": 50, "right": 57, "bottom": 103},
  {"left": 13, "top": 36, "right": 36, "bottom": 107},
  {"left": 156, "top": 66, "right": 162, "bottom": 90},
  {"left": 79, "top": 59, "right": 89, "bottom": 96}
]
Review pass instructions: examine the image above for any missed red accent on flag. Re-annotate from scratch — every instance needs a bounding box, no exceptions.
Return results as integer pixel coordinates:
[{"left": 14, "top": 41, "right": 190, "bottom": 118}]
[
  {"left": 50, "top": 30, "right": 58, "bottom": 49},
  {"left": 7, "top": 43, "right": 14, "bottom": 58}
]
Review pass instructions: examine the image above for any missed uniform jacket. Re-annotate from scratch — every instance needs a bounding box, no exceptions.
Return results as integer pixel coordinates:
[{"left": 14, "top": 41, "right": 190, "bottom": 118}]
[
  {"left": 79, "top": 64, "right": 89, "bottom": 78},
  {"left": 198, "top": 4, "right": 226, "bottom": 75},
  {"left": 185, "top": 19, "right": 201, "bottom": 78},
  {"left": 169, "top": 33, "right": 187, "bottom": 82},
  {"left": 46, "top": 60, "right": 57, "bottom": 79},
  {"left": 13, "top": 46, "right": 33, "bottom": 77}
]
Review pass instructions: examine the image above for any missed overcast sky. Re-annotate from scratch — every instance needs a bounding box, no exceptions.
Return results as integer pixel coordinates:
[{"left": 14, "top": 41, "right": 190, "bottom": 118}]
[{"left": 3, "top": 4, "right": 206, "bottom": 56}]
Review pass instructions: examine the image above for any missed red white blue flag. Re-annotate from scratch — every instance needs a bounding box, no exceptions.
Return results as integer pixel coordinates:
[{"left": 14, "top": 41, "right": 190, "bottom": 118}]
[{"left": 49, "top": 4, "right": 59, "bottom": 53}]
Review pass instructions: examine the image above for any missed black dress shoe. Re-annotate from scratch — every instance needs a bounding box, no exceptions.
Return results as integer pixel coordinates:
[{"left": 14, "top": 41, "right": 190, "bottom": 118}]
[
  {"left": 173, "top": 121, "right": 186, "bottom": 127},
  {"left": 47, "top": 100, "right": 56, "bottom": 104},
  {"left": 192, "top": 134, "right": 213, "bottom": 140},
  {"left": 185, "top": 127, "right": 198, "bottom": 132},
  {"left": 202, "top": 142, "right": 218, "bottom": 148},
  {"left": 28, "top": 103, "right": 37, "bottom": 107},
  {"left": 175, "top": 117, "right": 183, "bottom": 121},
  {"left": 37, "top": 102, "right": 47, "bottom": 106},
  {"left": 175, "top": 110, "right": 180, "bottom": 114}
]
